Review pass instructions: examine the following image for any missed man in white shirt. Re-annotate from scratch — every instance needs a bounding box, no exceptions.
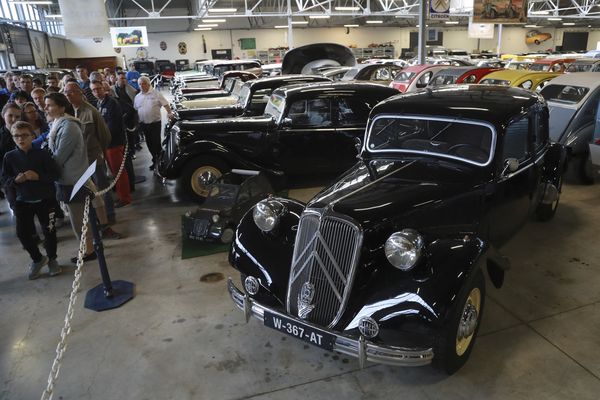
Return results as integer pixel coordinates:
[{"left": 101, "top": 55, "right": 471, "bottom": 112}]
[{"left": 133, "top": 76, "right": 172, "bottom": 170}]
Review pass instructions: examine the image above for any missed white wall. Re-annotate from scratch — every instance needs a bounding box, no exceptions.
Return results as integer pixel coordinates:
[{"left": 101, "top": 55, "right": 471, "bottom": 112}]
[{"left": 60, "top": 26, "right": 599, "bottom": 67}]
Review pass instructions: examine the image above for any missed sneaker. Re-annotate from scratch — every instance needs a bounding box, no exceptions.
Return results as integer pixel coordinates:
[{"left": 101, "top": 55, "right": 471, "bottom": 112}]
[
  {"left": 29, "top": 255, "right": 48, "bottom": 280},
  {"left": 71, "top": 252, "right": 97, "bottom": 264},
  {"left": 102, "top": 227, "right": 123, "bottom": 240},
  {"left": 114, "top": 200, "right": 131, "bottom": 208},
  {"left": 48, "top": 258, "right": 62, "bottom": 276}
]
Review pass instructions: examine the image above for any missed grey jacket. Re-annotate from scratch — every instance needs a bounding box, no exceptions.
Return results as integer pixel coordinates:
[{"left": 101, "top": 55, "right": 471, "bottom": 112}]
[
  {"left": 48, "top": 116, "right": 89, "bottom": 185},
  {"left": 74, "top": 101, "right": 111, "bottom": 163}
]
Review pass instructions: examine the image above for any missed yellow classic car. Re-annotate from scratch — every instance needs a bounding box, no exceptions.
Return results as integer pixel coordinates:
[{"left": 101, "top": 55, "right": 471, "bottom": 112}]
[{"left": 478, "top": 70, "right": 561, "bottom": 91}]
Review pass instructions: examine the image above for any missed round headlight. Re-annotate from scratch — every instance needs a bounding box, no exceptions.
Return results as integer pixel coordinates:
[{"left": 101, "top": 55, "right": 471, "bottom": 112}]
[
  {"left": 211, "top": 214, "right": 220, "bottom": 223},
  {"left": 384, "top": 229, "right": 425, "bottom": 271},
  {"left": 253, "top": 199, "right": 285, "bottom": 232}
]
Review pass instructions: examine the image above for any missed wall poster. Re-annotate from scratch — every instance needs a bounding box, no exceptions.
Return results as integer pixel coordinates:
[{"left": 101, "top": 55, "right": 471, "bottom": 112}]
[{"left": 472, "top": 0, "right": 527, "bottom": 24}]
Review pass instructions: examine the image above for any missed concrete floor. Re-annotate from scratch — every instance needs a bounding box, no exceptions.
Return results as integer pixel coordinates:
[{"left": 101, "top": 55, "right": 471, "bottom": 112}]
[{"left": 2, "top": 148, "right": 600, "bottom": 400}]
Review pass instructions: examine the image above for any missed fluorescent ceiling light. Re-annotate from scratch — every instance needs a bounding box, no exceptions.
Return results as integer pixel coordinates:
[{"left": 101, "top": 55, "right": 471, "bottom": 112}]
[
  {"left": 9, "top": 0, "right": 52, "bottom": 4},
  {"left": 524, "top": 24, "right": 538, "bottom": 28},
  {"left": 344, "top": 24, "right": 359, "bottom": 27},
  {"left": 291, "top": 21, "right": 308, "bottom": 25},
  {"left": 202, "top": 19, "right": 225, "bottom": 23},
  {"left": 197, "top": 23, "right": 218, "bottom": 27},
  {"left": 309, "top": 15, "right": 330, "bottom": 19},
  {"left": 416, "top": 24, "right": 429, "bottom": 28},
  {"left": 562, "top": 22, "right": 575, "bottom": 25},
  {"left": 45, "top": 14, "right": 62, "bottom": 18},
  {"left": 274, "top": 25, "right": 288, "bottom": 28},
  {"left": 194, "top": 28, "right": 213, "bottom": 31},
  {"left": 366, "top": 20, "right": 383, "bottom": 24},
  {"left": 530, "top": 11, "right": 550, "bottom": 15},
  {"left": 335, "top": 6, "right": 360, "bottom": 11},
  {"left": 445, "top": 21, "right": 459, "bottom": 25},
  {"left": 209, "top": 8, "right": 237, "bottom": 12},
  {"left": 548, "top": 17, "right": 562, "bottom": 21}
]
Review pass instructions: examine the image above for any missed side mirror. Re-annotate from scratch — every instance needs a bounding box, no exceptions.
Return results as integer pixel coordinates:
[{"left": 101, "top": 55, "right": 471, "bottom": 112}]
[
  {"left": 354, "top": 137, "right": 362, "bottom": 153},
  {"left": 281, "top": 117, "right": 293, "bottom": 127},
  {"left": 502, "top": 158, "right": 519, "bottom": 175}
]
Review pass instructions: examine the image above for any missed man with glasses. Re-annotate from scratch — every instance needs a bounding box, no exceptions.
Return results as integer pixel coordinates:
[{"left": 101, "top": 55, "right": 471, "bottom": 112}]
[{"left": 0, "top": 121, "right": 61, "bottom": 279}]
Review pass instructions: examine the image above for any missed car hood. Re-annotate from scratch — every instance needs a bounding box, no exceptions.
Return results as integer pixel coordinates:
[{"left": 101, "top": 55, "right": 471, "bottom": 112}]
[
  {"left": 548, "top": 103, "right": 577, "bottom": 142},
  {"left": 306, "top": 158, "right": 486, "bottom": 234},
  {"left": 179, "top": 95, "right": 239, "bottom": 109},
  {"left": 177, "top": 115, "right": 275, "bottom": 136}
]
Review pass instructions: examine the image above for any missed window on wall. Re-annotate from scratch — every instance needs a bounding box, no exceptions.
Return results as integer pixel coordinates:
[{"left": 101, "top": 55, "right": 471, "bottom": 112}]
[{"left": 0, "top": 0, "right": 64, "bottom": 35}]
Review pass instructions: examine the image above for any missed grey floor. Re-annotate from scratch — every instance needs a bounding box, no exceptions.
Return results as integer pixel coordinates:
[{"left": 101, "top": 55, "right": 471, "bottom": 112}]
[{"left": 2, "top": 147, "right": 600, "bottom": 400}]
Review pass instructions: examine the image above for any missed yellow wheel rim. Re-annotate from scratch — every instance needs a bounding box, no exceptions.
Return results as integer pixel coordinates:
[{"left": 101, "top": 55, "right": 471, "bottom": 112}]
[
  {"left": 456, "top": 287, "right": 481, "bottom": 357},
  {"left": 190, "top": 166, "right": 222, "bottom": 198}
]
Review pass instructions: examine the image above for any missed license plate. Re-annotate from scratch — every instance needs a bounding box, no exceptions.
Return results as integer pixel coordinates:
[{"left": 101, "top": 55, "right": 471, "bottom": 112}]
[{"left": 264, "top": 311, "right": 336, "bottom": 351}]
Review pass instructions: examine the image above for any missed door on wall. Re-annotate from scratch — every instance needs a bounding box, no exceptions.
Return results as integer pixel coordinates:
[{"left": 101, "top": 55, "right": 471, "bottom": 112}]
[
  {"left": 562, "top": 32, "right": 589, "bottom": 52},
  {"left": 409, "top": 31, "right": 444, "bottom": 53},
  {"left": 211, "top": 49, "right": 232, "bottom": 60}
]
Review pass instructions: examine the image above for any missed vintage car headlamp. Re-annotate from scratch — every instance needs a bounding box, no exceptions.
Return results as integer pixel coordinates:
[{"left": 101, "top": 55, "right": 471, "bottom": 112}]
[
  {"left": 211, "top": 214, "right": 220, "bottom": 223},
  {"left": 253, "top": 199, "right": 285, "bottom": 233},
  {"left": 384, "top": 229, "right": 425, "bottom": 271}
]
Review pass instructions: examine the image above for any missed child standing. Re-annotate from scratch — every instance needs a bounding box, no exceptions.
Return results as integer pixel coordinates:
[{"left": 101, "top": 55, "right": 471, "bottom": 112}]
[{"left": 1, "top": 121, "right": 61, "bottom": 279}]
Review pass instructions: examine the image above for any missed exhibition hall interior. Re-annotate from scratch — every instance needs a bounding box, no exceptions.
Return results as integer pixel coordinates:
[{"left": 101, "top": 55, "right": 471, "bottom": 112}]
[{"left": 2, "top": 0, "right": 600, "bottom": 399}]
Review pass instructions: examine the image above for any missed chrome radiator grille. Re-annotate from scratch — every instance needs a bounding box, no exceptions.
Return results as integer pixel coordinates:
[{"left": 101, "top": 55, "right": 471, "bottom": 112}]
[{"left": 287, "top": 210, "right": 362, "bottom": 328}]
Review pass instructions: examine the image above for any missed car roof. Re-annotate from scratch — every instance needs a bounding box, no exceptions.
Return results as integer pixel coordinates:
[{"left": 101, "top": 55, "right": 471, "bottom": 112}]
[
  {"left": 402, "top": 64, "right": 439, "bottom": 73},
  {"left": 371, "top": 85, "right": 541, "bottom": 131},
  {"left": 247, "top": 74, "right": 331, "bottom": 90},
  {"left": 482, "top": 69, "right": 559, "bottom": 80},
  {"left": 542, "top": 72, "right": 600, "bottom": 89},
  {"left": 273, "top": 81, "right": 399, "bottom": 99},
  {"left": 432, "top": 66, "right": 483, "bottom": 77}
]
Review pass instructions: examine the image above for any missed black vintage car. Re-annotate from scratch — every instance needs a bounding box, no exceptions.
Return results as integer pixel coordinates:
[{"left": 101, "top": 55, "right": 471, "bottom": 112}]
[
  {"left": 158, "top": 82, "right": 398, "bottom": 201},
  {"left": 227, "top": 86, "right": 566, "bottom": 373},
  {"left": 173, "top": 71, "right": 257, "bottom": 97},
  {"left": 182, "top": 172, "right": 274, "bottom": 244},
  {"left": 171, "top": 75, "right": 332, "bottom": 122}
]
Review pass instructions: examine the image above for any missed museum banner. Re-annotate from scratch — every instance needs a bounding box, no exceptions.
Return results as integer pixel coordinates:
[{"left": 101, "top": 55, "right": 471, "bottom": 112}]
[
  {"left": 472, "top": 0, "right": 528, "bottom": 24},
  {"left": 58, "top": 0, "right": 109, "bottom": 38}
]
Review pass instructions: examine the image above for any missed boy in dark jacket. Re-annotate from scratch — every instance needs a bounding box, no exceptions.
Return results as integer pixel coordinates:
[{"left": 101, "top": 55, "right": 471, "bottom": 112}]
[{"left": 1, "top": 121, "right": 61, "bottom": 279}]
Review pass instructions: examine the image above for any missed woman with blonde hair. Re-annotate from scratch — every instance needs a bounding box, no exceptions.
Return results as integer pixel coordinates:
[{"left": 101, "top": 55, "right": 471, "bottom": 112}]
[{"left": 21, "top": 102, "right": 48, "bottom": 137}]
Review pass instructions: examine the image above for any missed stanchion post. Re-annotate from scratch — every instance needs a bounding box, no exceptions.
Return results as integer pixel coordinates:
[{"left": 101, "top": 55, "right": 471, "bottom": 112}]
[{"left": 86, "top": 197, "right": 114, "bottom": 298}]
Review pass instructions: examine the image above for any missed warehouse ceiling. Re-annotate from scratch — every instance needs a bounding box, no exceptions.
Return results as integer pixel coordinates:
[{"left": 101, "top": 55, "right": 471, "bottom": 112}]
[{"left": 42, "top": 0, "right": 600, "bottom": 32}]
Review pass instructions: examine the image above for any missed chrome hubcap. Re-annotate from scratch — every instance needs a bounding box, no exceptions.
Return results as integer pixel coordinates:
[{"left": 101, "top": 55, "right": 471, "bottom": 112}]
[
  {"left": 456, "top": 287, "right": 481, "bottom": 356},
  {"left": 191, "top": 166, "right": 221, "bottom": 198}
]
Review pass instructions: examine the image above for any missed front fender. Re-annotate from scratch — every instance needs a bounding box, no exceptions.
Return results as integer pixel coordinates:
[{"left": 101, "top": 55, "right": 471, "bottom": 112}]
[
  {"left": 229, "top": 198, "right": 305, "bottom": 307},
  {"left": 543, "top": 142, "right": 568, "bottom": 184},
  {"left": 340, "top": 236, "right": 489, "bottom": 348}
]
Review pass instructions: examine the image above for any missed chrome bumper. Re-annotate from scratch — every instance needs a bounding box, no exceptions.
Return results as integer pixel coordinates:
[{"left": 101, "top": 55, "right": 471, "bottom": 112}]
[{"left": 227, "top": 278, "right": 434, "bottom": 368}]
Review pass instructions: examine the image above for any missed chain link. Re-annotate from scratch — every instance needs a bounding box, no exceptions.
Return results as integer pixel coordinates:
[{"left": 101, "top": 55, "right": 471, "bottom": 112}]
[{"left": 40, "top": 136, "right": 131, "bottom": 400}]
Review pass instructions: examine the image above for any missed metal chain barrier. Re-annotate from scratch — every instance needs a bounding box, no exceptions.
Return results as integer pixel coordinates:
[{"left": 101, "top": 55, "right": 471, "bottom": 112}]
[
  {"left": 40, "top": 137, "right": 131, "bottom": 400},
  {"left": 41, "top": 196, "right": 90, "bottom": 400}
]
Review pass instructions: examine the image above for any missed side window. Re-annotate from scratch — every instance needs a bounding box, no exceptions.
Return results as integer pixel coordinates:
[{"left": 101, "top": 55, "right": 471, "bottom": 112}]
[
  {"left": 570, "top": 90, "right": 600, "bottom": 133},
  {"left": 534, "top": 107, "right": 549, "bottom": 151},
  {"left": 416, "top": 71, "right": 432, "bottom": 87},
  {"left": 503, "top": 116, "right": 531, "bottom": 162},
  {"left": 373, "top": 67, "right": 391, "bottom": 81},
  {"left": 430, "top": 75, "right": 446, "bottom": 86},
  {"left": 287, "top": 98, "right": 332, "bottom": 127},
  {"left": 463, "top": 74, "right": 477, "bottom": 84},
  {"left": 336, "top": 97, "right": 371, "bottom": 126}
]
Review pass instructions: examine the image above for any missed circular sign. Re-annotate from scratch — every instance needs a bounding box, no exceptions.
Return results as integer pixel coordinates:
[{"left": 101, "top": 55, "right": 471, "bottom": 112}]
[
  {"left": 160, "top": 41, "right": 167, "bottom": 51},
  {"left": 178, "top": 42, "right": 187, "bottom": 55},
  {"left": 114, "top": 47, "right": 122, "bottom": 54}
]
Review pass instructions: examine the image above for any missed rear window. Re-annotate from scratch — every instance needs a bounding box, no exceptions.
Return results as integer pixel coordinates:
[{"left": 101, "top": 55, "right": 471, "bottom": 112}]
[
  {"left": 528, "top": 63, "right": 547, "bottom": 71},
  {"left": 480, "top": 78, "right": 510, "bottom": 86},
  {"left": 540, "top": 85, "right": 590, "bottom": 104},
  {"left": 367, "top": 116, "right": 494, "bottom": 166}
]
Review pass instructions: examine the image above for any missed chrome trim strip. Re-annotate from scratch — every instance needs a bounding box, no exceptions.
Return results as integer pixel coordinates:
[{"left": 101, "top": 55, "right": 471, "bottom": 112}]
[
  {"left": 499, "top": 150, "right": 547, "bottom": 181},
  {"left": 365, "top": 114, "right": 497, "bottom": 167},
  {"left": 228, "top": 278, "right": 433, "bottom": 367}
]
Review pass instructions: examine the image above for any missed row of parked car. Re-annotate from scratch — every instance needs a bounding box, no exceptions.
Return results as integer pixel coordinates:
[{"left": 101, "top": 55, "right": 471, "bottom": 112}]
[{"left": 158, "top": 43, "right": 576, "bottom": 374}]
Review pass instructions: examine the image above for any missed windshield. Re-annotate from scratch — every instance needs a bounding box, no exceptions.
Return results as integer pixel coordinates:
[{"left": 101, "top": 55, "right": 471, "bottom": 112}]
[
  {"left": 264, "top": 93, "right": 285, "bottom": 120},
  {"left": 528, "top": 63, "right": 547, "bottom": 71},
  {"left": 480, "top": 78, "right": 510, "bottom": 86},
  {"left": 232, "top": 81, "right": 249, "bottom": 105},
  {"left": 341, "top": 68, "right": 359, "bottom": 80},
  {"left": 541, "top": 84, "right": 590, "bottom": 104},
  {"left": 366, "top": 116, "right": 494, "bottom": 166},
  {"left": 393, "top": 71, "right": 416, "bottom": 82},
  {"left": 204, "top": 183, "right": 240, "bottom": 208},
  {"left": 566, "top": 63, "right": 592, "bottom": 73}
]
